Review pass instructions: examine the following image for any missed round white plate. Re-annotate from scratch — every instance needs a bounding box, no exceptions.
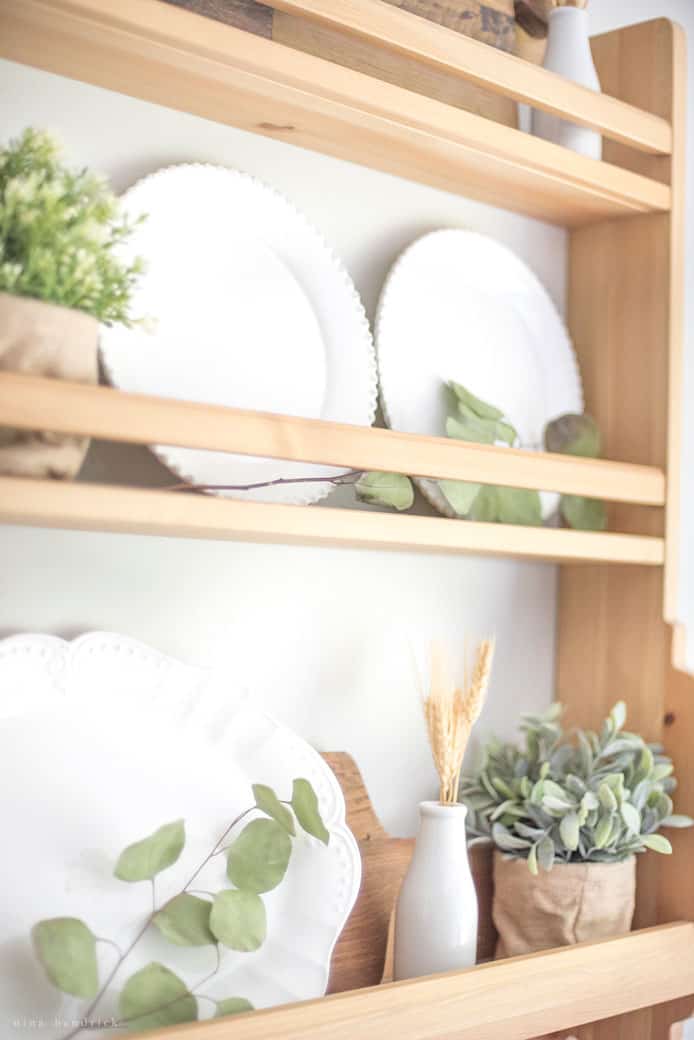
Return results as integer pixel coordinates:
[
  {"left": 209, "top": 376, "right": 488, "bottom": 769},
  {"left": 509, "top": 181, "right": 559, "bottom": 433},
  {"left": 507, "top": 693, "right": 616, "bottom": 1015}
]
[
  {"left": 100, "top": 164, "right": 376, "bottom": 504},
  {"left": 0, "top": 633, "right": 361, "bottom": 1038},
  {"left": 376, "top": 230, "right": 583, "bottom": 518}
]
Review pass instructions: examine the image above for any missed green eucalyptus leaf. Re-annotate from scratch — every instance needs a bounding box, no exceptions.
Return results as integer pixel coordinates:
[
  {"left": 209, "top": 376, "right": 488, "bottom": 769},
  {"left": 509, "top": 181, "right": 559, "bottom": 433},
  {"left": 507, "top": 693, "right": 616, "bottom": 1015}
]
[
  {"left": 210, "top": 890, "right": 266, "bottom": 952},
  {"left": 114, "top": 820, "right": 185, "bottom": 883},
  {"left": 537, "top": 835, "right": 555, "bottom": 871},
  {"left": 291, "top": 778, "right": 330, "bottom": 845},
  {"left": 641, "top": 833, "right": 673, "bottom": 854},
  {"left": 446, "top": 415, "right": 496, "bottom": 445},
  {"left": 652, "top": 762, "right": 674, "bottom": 781},
  {"left": 448, "top": 381, "right": 504, "bottom": 421},
  {"left": 153, "top": 894, "right": 215, "bottom": 947},
  {"left": 253, "top": 783, "right": 295, "bottom": 835},
  {"left": 662, "top": 814, "right": 694, "bottom": 828},
  {"left": 469, "top": 486, "right": 542, "bottom": 527},
  {"left": 545, "top": 413, "right": 601, "bottom": 458},
  {"left": 216, "top": 998, "right": 254, "bottom": 1018},
  {"left": 32, "top": 918, "right": 99, "bottom": 999},
  {"left": 581, "top": 791, "right": 599, "bottom": 812},
  {"left": 119, "top": 963, "right": 196, "bottom": 1031},
  {"left": 355, "top": 472, "right": 414, "bottom": 511},
  {"left": 559, "top": 811, "right": 580, "bottom": 851},
  {"left": 560, "top": 495, "right": 607, "bottom": 532},
  {"left": 438, "top": 479, "right": 481, "bottom": 517},
  {"left": 227, "top": 819, "right": 292, "bottom": 894}
]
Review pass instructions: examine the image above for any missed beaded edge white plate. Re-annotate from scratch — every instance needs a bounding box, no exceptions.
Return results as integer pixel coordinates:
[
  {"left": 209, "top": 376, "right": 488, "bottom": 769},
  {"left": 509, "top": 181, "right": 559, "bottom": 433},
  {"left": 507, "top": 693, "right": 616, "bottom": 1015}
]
[
  {"left": 375, "top": 229, "right": 583, "bottom": 519},
  {"left": 100, "top": 164, "right": 378, "bottom": 505},
  {"left": 0, "top": 632, "right": 361, "bottom": 1038}
]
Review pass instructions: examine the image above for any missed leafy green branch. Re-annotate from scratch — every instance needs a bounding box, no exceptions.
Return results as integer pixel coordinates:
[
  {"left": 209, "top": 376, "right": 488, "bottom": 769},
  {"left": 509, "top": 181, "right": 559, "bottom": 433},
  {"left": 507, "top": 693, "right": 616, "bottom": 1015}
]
[{"left": 32, "top": 778, "right": 329, "bottom": 1037}]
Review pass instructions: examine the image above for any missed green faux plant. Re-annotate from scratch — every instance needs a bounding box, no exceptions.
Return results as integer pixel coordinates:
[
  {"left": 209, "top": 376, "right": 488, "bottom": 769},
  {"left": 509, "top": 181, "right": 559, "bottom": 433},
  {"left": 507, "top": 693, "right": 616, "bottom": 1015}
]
[
  {"left": 0, "top": 128, "right": 144, "bottom": 324},
  {"left": 459, "top": 702, "right": 693, "bottom": 873},
  {"left": 32, "top": 778, "right": 329, "bottom": 1037},
  {"left": 355, "top": 381, "right": 606, "bottom": 530}
]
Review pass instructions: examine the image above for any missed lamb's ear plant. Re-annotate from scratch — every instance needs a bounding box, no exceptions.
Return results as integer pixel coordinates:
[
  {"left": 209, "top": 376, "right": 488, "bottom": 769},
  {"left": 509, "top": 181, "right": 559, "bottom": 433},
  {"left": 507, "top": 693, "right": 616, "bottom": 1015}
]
[
  {"left": 459, "top": 702, "right": 693, "bottom": 874},
  {"left": 0, "top": 128, "right": 144, "bottom": 325},
  {"left": 32, "top": 778, "right": 329, "bottom": 1038}
]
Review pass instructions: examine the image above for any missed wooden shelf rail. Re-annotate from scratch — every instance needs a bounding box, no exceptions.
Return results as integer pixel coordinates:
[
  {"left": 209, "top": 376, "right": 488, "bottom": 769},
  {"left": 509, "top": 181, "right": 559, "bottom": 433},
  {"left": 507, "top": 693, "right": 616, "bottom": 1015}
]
[
  {"left": 0, "top": 374, "right": 667, "bottom": 505},
  {"left": 0, "top": 0, "right": 671, "bottom": 226},
  {"left": 266, "top": 0, "right": 673, "bottom": 155},
  {"left": 139, "top": 924, "right": 694, "bottom": 1040},
  {"left": 0, "top": 477, "right": 665, "bottom": 565}
]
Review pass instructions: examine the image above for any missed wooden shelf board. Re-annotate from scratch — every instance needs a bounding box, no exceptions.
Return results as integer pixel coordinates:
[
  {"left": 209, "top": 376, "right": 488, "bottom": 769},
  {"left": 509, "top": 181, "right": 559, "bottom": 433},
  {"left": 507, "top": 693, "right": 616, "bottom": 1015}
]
[
  {"left": 0, "top": 375, "right": 667, "bottom": 506},
  {"left": 0, "top": 0, "right": 671, "bottom": 226},
  {"left": 0, "top": 478, "right": 665, "bottom": 565},
  {"left": 266, "top": 0, "right": 672, "bottom": 155},
  {"left": 139, "top": 923, "right": 694, "bottom": 1040}
]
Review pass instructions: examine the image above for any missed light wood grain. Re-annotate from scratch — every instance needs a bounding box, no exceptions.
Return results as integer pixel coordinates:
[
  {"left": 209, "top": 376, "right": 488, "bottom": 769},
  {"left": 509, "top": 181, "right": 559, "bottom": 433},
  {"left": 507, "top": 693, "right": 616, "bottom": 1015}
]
[
  {"left": 0, "top": 374, "right": 667, "bottom": 505},
  {"left": 271, "top": 13, "right": 518, "bottom": 129},
  {"left": 265, "top": 0, "right": 672, "bottom": 154},
  {"left": 557, "top": 20, "right": 685, "bottom": 1040},
  {"left": 0, "top": 478, "right": 666, "bottom": 565},
  {"left": 0, "top": 0, "right": 671, "bottom": 226},
  {"left": 134, "top": 924, "right": 694, "bottom": 1040}
]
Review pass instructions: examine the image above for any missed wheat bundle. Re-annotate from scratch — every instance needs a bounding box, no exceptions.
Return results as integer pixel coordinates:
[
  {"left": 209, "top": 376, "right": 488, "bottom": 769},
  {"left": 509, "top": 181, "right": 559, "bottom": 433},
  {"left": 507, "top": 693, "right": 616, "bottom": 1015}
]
[{"left": 422, "top": 639, "right": 495, "bottom": 805}]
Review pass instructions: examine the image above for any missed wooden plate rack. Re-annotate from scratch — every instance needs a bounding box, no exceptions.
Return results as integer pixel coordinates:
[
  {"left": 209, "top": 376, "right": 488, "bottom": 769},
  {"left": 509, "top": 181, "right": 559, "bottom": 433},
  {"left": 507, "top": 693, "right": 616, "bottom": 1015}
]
[{"left": 1, "top": 1, "right": 693, "bottom": 1037}]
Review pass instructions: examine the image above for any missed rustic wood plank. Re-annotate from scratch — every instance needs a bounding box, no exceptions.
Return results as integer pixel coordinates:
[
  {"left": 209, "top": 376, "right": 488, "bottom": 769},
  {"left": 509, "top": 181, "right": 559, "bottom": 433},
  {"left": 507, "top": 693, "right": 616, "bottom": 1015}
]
[
  {"left": 0, "top": 477, "right": 666, "bottom": 566},
  {"left": 0, "top": 374, "right": 667, "bottom": 505}
]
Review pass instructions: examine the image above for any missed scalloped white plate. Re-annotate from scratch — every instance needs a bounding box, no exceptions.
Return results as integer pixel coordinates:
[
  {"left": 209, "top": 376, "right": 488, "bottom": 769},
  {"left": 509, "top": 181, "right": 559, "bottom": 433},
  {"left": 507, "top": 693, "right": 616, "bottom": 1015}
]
[
  {"left": 376, "top": 230, "right": 583, "bottom": 519},
  {"left": 0, "top": 633, "right": 361, "bottom": 1037},
  {"left": 100, "top": 164, "right": 377, "bottom": 504}
]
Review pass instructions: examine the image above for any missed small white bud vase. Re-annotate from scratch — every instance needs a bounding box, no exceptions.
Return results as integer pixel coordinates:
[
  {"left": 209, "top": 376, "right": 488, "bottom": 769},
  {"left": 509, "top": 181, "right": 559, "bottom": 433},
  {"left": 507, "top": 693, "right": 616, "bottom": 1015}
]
[
  {"left": 393, "top": 802, "right": 477, "bottom": 980},
  {"left": 531, "top": 4, "right": 602, "bottom": 159}
]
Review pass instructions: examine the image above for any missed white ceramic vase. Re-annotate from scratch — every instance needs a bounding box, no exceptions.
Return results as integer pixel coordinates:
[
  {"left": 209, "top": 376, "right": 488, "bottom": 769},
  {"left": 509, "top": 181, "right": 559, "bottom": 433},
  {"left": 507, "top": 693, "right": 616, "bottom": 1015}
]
[
  {"left": 531, "top": 5, "right": 602, "bottom": 159},
  {"left": 393, "top": 802, "right": 478, "bottom": 980}
]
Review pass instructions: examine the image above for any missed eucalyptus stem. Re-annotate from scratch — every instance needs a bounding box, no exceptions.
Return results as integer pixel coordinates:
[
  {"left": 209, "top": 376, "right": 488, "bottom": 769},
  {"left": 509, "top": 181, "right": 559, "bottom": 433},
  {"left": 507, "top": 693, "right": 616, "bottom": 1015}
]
[
  {"left": 59, "top": 806, "right": 255, "bottom": 1039},
  {"left": 166, "top": 470, "right": 362, "bottom": 495}
]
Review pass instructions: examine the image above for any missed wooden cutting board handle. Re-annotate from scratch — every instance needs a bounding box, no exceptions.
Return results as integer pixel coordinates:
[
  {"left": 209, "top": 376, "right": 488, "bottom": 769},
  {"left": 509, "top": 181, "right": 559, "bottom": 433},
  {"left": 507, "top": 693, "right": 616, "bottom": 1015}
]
[{"left": 321, "top": 752, "right": 496, "bottom": 994}]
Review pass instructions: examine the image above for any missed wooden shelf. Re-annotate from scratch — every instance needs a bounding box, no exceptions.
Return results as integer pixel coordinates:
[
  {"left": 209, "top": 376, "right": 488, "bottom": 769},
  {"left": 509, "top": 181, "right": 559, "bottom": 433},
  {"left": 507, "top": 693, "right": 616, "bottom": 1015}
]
[
  {"left": 139, "top": 923, "right": 694, "bottom": 1040},
  {"left": 0, "top": 478, "right": 665, "bottom": 565},
  {"left": 0, "top": 0, "right": 671, "bottom": 226},
  {"left": 266, "top": 0, "right": 673, "bottom": 155},
  {"left": 0, "top": 375, "right": 667, "bottom": 505}
]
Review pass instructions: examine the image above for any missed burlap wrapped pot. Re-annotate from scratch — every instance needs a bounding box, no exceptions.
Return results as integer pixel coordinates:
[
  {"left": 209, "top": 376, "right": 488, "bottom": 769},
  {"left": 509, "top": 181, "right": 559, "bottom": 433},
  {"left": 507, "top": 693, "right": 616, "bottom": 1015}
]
[
  {"left": 0, "top": 292, "right": 98, "bottom": 479},
  {"left": 493, "top": 850, "right": 636, "bottom": 959}
]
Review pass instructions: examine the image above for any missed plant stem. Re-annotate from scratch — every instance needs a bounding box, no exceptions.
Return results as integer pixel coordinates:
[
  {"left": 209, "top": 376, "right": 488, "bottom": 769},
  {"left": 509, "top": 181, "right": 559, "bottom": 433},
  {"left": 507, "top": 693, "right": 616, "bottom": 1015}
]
[
  {"left": 165, "top": 471, "right": 362, "bottom": 495},
  {"left": 59, "top": 808, "right": 255, "bottom": 1039}
]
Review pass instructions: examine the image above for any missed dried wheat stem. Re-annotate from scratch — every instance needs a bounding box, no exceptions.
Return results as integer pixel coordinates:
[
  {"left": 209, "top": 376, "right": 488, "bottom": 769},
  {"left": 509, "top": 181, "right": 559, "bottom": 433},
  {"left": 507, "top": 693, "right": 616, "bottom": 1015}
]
[{"left": 422, "top": 638, "right": 495, "bottom": 805}]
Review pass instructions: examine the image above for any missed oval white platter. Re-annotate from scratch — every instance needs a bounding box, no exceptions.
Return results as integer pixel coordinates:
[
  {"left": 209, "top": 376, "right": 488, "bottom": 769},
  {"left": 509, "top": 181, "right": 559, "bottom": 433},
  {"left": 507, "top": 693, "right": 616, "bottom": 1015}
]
[
  {"left": 100, "top": 164, "right": 377, "bottom": 504},
  {"left": 376, "top": 229, "right": 583, "bottom": 519},
  {"left": 0, "top": 632, "right": 361, "bottom": 1038}
]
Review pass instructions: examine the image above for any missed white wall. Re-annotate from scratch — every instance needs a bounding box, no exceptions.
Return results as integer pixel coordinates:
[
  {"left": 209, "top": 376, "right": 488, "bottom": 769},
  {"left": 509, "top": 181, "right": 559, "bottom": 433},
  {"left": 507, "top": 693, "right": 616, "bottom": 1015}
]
[{"left": 1, "top": 0, "right": 691, "bottom": 836}]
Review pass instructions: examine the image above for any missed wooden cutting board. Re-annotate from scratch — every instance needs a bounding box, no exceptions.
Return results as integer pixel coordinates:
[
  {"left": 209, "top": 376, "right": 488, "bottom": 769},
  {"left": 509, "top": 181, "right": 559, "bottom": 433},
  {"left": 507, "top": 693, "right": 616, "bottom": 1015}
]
[{"left": 320, "top": 751, "right": 496, "bottom": 993}]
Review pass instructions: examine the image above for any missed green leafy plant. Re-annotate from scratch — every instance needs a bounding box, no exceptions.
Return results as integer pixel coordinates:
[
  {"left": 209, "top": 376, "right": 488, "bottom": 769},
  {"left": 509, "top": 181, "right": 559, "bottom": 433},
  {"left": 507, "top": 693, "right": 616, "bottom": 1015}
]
[
  {"left": 459, "top": 702, "right": 693, "bottom": 873},
  {"left": 32, "top": 778, "right": 329, "bottom": 1038},
  {"left": 355, "top": 382, "right": 604, "bottom": 530},
  {"left": 0, "top": 128, "right": 144, "bottom": 324}
]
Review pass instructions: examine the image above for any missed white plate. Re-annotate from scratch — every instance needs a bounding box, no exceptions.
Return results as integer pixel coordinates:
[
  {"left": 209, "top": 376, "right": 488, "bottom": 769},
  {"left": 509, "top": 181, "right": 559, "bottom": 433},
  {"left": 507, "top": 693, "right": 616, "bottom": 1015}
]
[
  {"left": 376, "top": 230, "right": 583, "bottom": 518},
  {"left": 100, "top": 164, "right": 377, "bottom": 504},
  {"left": 0, "top": 633, "right": 361, "bottom": 1037}
]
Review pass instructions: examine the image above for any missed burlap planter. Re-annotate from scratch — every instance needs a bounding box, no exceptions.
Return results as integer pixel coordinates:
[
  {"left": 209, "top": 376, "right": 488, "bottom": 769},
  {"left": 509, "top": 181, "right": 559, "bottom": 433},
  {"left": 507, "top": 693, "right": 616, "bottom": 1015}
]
[
  {"left": 493, "top": 851, "right": 636, "bottom": 959},
  {"left": 0, "top": 293, "right": 98, "bottom": 479}
]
